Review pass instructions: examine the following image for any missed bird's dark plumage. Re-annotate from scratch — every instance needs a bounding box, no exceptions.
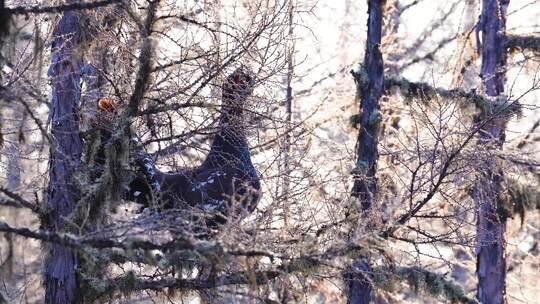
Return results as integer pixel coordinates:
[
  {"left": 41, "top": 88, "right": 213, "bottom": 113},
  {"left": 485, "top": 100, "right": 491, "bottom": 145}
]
[{"left": 126, "top": 67, "right": 261, "bottom": 223}]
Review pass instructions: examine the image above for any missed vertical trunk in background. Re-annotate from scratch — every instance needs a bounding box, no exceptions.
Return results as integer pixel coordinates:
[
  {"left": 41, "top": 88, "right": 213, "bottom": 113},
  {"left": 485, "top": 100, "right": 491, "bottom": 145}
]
[
  {"left": 44, "top": 11, "right": 83, "bottom": 304},
  {"left": 452, "top": 0, "right": 477, "bottom": 89},
  {"left": 276, "top": 3, "right": 295, "bottom": 301},
  {"left": 0, "top": 0, "right": 7, "bottom": 81},
  {"left": 474, "top": 0, "right": 509, "bottom": 303},
  {"left": 0, "top": 0, "right": 15, "bottom": 286},
  {"left": 347, "top": 1, "right": 385, "bottom": 303},
  {"left": 281, "top": 0, "right": 294, "bottom": 229},
  {"left": 0, "top": 103, "right": 23, "bottom": 279},
  {"left": 0, "top": 0, "right": 7, "bottom": 48}
]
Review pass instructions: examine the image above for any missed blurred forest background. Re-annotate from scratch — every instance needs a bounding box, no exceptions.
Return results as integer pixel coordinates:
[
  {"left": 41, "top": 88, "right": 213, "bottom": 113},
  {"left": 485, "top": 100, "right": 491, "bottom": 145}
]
[{"left": 0, "top": 0, "right": 539, "bottom": 303}]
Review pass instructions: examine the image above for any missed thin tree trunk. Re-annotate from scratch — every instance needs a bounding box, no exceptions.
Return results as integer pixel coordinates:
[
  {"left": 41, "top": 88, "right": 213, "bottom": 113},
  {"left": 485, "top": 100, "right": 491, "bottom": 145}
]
[
  {"left": 0, "top": 0, "right": 19, "bottom": 290},
  {"left": 0, "top": 103, "right": 23, "bottom": 280},
  {"left": 347, "top": 1, "right": 385, "bottom": 303},
  {"left": 452, "top": 0, "right": 477, "bottom": 89},
  {"left": 351, "top": 1, "right": 385, "bottom": 209},
  {"left": 0, "top": 0, "right": 7, "bottom": 50},
  {"left": 346, "top": 259, "right": 375, "bottom": 304},
  {"left": 44, "top": 10, "right": 83, "bottom": 304},
  {"left": 281, "top": 0, "right": 294, "bottom": 229},
  {"left": 474, "top": 1, "right": 509, "bottom": 303}
]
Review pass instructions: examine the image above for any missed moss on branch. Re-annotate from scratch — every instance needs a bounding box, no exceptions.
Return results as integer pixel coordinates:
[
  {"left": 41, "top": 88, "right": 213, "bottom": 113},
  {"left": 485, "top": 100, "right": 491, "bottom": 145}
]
[
  {"left": 374, "top": 266, "right": 477, "bottom": 304},
  {"left": 384, "top": 77, "right": 520, "bottom": 117}
]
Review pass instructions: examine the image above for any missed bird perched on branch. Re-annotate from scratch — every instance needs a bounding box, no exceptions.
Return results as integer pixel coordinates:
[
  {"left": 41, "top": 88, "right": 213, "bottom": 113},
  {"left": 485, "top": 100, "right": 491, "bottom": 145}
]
[
  {"left": 82, "top": 96, "right": 120, "bottom": 176},
  {"left": 126, "top": 67, "right": 261, "bottom": 224}
]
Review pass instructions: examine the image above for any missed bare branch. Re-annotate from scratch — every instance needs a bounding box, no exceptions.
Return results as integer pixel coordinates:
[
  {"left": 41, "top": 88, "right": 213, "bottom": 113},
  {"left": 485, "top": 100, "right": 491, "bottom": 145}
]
[
  {"left": 4, "top": 0, "right": 120, "bottom": 16},
  {"left": 0, "top": 187, "right": 42, "bottom": 214}
]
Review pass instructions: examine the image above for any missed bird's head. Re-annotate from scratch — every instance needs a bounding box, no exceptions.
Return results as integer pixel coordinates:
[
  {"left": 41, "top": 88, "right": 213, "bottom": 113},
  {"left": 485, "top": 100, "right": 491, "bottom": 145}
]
[
  {"left": 97, "top": 97, "right": 118, "bottom": 114},
  {"left": 90, "top": 97, "right": 119, "bottom": 131},
  {"left": 222, "top": 67, "right": 256, "bottom": 104}
]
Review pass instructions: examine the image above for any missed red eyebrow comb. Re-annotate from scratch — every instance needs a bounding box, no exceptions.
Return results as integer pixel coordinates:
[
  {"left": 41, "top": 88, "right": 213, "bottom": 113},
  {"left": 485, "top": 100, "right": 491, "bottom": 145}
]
[{"left": 233, "top": 74, "right": 242, "bottom": 84}]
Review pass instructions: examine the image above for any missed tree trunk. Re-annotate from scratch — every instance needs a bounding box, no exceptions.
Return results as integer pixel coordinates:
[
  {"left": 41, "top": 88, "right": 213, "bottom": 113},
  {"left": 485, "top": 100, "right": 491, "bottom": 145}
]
[
  {"left": 345, "top": 260, "right": 374, "bottom": 304},
  {"left": 474, "top": 1, "right": 509, "bottom": 303},
  {"left": 0, "top": 0, "right": 7, "bottom": 49},
  {"left": 44, "top": 11, "right": 83, "bottom": 304},
  {"left": 350, "top": 0, "right": 385, "bottom": 210},
  {"left": 347, "top": 1, "right": 385, "bottom": 303}
]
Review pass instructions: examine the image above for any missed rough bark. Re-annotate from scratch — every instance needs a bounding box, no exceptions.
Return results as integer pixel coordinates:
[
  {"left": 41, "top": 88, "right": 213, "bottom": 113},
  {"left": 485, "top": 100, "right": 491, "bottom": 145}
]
[
  {"left": 44, "top": 11, "right": 83, "bottom": 304},
  {"left": 346, "top": 1, "right": 385, "bottom": 303},
  {"left": 345, "top": 260, "right": 374, "bottom": 304},
  {"left": 474, "top": 1, "right": 509, "bottom": 303},
  {"left": 351, "top": 1, "right": 385, "bottom": 210}
]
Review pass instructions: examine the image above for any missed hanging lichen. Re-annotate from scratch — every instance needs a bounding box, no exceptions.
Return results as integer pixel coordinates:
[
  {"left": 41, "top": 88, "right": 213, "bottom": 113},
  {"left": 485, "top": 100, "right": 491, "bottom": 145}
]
[
  {"left": 351, "top": 63, "right": 371, "bottom": 92},
  {"left": 383, "top": 77, "right": 521, "bottom": 119},
  {"left": 499, "top": 177, "right": 540, "bottom": 226}
]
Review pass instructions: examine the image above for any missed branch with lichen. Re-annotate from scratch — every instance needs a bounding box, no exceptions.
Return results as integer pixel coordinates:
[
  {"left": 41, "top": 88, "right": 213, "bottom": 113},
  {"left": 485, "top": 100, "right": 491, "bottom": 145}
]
[
  {"left": 350, "top": 70, "right": 520, "bottom": 128},
  {"left": 83, "top": 255, "right": 321, "bottom": 300},
  {"left": 507, "top": 34, "right": 540, "bottom": 55},
  {"left": 0, "top": 218, "right": 333, "bottom": 267},
  {"left": 1, "top": 218, "right": 477, "bottom": 303},
  {"left": 384, "top": 77, "right": 484, "bottom": 103},
  {"left": 0, "top": 218, "right": 322, "bottom": 299},
  {"left": 3, "top": 0, "right": 119, "bottom": 15},
  {"left": 373, "top": 266, "right": 477, "bottom": 304},
  {"left": 0, "top": 219, "right": 320, "bottom": 265},
  {"left": 0, "top": 219, "right": 225, "bottom": 254},
  {"left": 384, "top": 77, "right": 520, "bottom": 116},
  {"left": 84, "top": 269, "right": 282, "bottom": 300}
]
